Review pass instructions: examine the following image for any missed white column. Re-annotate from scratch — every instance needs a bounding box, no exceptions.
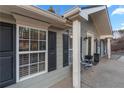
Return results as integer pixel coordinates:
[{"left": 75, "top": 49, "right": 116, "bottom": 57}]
[
  {"left": 72, "top": 20, "right": 81, "bottom": 88},
  {"left": 107, "top": 38, "right": 111, "bottom": 59}
]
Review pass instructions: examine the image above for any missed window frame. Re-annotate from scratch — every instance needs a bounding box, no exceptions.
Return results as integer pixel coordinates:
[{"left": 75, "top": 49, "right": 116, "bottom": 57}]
[{"left": 16, "top": 24, "right": 48, "bottom": 82}]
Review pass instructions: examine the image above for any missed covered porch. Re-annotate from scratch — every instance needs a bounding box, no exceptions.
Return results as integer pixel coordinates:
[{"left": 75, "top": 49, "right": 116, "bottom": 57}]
[{"left": 64, "top": 6, "right": 113, "bottom": 88}]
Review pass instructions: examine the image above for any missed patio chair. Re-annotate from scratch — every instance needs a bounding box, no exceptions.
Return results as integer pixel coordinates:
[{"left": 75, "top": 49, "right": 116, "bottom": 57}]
[{"left": 81, "top": 55, "right": 93, "bottom": 69}]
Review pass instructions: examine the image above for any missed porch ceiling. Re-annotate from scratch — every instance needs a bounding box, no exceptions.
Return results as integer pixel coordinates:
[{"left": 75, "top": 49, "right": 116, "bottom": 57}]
[
  {"left": 63, "top": 6, "right": 112, "bottom": 36},
  {"left": 0, "top": 5, "right": 71, "bottom": 29},
  {"left": 90, "top": 9, "right": 112, "bottom": 36}
]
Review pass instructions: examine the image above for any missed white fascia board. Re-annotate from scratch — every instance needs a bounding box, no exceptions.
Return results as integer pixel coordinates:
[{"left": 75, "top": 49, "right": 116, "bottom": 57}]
[
  {"left": 16, "top": 5, "right": 66, "bottom": 23},
  {"left": 80, "top": 6, "right": 106, "bottom": 20},
  {"left": 79, "top": 11, "right": 88, "bottom": 20},
  {"left": 63, "top": 7, "right": 81, "bottom": 18}
]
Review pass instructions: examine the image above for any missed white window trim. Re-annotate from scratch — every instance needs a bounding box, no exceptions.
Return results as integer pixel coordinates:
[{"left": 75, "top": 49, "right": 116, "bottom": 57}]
[{"left": 16, "top": 24, "right": 48, "bottom": 82}]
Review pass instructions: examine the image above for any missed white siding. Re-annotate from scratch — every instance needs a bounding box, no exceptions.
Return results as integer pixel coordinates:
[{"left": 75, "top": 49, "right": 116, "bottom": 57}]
[
  {"left": 81, "top": 17, "right": 99, "bottom": 58},
  {"left": 7, "top": 29, "right": 71, "bottom": 88}
]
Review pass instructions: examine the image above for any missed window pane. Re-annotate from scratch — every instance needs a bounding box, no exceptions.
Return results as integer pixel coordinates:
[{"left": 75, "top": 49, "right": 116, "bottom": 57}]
[
  {"left": 19, "top": 54, "right": 29, "bottom": 66},
  {"left": 39, "top": 53, "right": 45, "bottom": 62},
  {"left": 39, "top": 31, "right": 46, "bottom": 40},
  {"left": 19, "top": 66, "right": 29, "bottom": 78},
  {"left": 30, "top": 64, "right": 38, "bottom": 74},
  {"left": 30, "top": 53, "right": 38, "bottom": 63},
  {"left": 30, "top": 29, "right": 38, "bottom": 40},
  {"left": 19, "top": 27, "right": 29, "bottom": 39},
  {"left": 30, "top": 41, "right": 38, "bottom": 51},
  {"left": 39, "top": 41, "right": 46, "bottom": 50},
  {"left": 39, "top": 63, "right": 45, "bottom": 72},
  {"left": 19, "top": 40, "right": 29, "bottom": 51}
]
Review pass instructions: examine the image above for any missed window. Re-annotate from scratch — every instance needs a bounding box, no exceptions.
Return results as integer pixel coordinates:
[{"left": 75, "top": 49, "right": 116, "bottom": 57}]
[{"left": 18, "top": 26, "right": 46, "bottom": 79}]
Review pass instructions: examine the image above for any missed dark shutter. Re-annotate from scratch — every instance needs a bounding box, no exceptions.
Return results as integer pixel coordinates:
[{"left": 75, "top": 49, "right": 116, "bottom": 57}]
[
  {"left": 48, "top": 31, "right": 56, "bottom": 72},
  {"left": 88, "top": 37, "right": 91, "bottom": 55},
  {"left": 0, "top": 22, "right": 16, "bottom": 87},
  {"left": 63, "top": 34, "right": 69, "bottom": 67}
]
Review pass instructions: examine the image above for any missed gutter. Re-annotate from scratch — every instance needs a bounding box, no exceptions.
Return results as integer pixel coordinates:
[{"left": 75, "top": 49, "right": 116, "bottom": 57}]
[{"left": 16, "top": 5, "right": 67, "bottom": 23}]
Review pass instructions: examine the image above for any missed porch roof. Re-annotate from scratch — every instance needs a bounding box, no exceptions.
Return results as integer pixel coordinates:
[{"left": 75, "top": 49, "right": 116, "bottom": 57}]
[
  {"left": 63, "top": 5, "right": 113, "bottom": 36},
  {"left": 0, "top": 5, "right": 71, "bottom": 29}
]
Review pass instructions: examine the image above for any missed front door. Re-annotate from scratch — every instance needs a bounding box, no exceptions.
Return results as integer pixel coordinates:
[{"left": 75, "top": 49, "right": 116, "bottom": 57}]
[
  {"left": 48, "top": 31, "right": 56, "bottom": 72},
  {"left": 0, "top": 22, "right": 16, "bottom": 87}
]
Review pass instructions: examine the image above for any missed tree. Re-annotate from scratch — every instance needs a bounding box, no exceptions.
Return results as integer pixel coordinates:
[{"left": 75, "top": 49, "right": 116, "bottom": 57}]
[{"left": 48, "top": 6, "right": 55, "bottom": 13}]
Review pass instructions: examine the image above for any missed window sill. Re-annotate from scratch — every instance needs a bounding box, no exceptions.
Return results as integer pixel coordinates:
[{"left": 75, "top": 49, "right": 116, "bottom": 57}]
[{"left": 17, "top": 71, "right": 47, "bottom": 82}]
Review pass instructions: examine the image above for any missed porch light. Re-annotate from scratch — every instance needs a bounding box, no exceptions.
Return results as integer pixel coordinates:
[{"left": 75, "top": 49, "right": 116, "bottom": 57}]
[{"left": 84, "top": 37, "right": 88, "bottom": 40}]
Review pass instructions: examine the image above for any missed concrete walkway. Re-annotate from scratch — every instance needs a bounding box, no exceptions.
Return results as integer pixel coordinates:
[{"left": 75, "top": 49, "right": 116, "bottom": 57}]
[{"left": 51, "top": 55, "right": 124, "bottom": 88}]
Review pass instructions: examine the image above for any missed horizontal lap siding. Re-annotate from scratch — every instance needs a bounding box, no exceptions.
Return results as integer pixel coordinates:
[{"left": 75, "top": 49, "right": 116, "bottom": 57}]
[
  {"left": 81, "top": 22, "right": 87, "bottom": 57},
  {"left": 57, "top": 31, "right": 63, "bottom": 69},
  {"left": 0, "top": 12, "right": 70, "bottom": 88}
]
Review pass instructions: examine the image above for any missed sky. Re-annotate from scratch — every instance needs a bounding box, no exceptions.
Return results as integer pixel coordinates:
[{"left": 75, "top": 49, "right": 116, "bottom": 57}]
[{"left": 37, "top": 5, "right": 124, "bottom": 31}]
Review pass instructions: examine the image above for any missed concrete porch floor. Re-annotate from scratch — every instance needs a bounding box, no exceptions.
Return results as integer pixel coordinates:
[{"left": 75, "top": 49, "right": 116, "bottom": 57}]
[{"left": 50, "top": 54, "right": 124, "bottom": 88}]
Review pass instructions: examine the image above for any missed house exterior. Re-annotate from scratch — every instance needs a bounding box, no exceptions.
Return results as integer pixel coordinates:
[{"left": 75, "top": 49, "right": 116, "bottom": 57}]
[{"left": 0, "top": 5, "right": 112, "bottom": 88}]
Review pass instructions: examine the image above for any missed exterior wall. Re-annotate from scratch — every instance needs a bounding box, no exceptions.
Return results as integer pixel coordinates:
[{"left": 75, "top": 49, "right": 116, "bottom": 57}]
[
  {"left": 81, "top": 17, "right": 109, "bottom": 58},
  {"left": 10, "top": 28, "right": 71, "bottom": 88},
  {"left": 81, "top": 17, "right": 99, "bottom": 57},
  {"left": 0, "top": 12, "right": 71, "bottom": 88},
  {"left": 81, "top": 21, "right": 87, "bottom": 58}
]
